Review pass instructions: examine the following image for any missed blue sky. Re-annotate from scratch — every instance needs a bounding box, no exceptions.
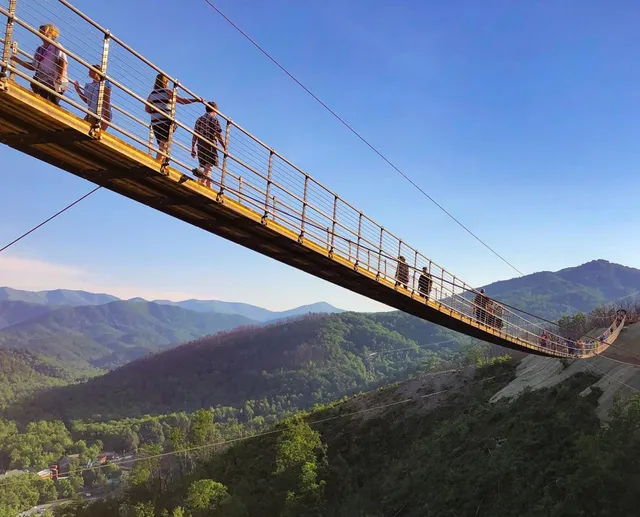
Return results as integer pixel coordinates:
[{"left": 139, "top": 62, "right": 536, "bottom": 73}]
[{"left": 1, "top": 0, "right": 640, "bottom": 311}]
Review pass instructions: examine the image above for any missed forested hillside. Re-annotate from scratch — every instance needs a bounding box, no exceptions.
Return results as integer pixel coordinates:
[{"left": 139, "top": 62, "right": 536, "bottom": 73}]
[
  {"left": 0, "top": 349, "right": 100, "bottom": 409},
  {"left": 0, "top": 301, "right": 256, "bottom": 368},
  {"left": 9, "top": 312, "right": 481, "bottom": 422},
  {"left": 0, "top": 300, "right": 52, "bottom": 329},
  {"left": 1, "top": 259, "right": 636, "bottom": 374},
  {"left": 484, "top": 259, "right": 640, "bottom": 319},
  {"left": 62, "top": 359, "right": 640, "bottom": 517}
]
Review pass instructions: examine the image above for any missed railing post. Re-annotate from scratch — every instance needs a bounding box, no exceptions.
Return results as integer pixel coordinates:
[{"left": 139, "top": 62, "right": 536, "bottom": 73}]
[
  {"left": 272, "top": 196, "right": 277, "bottom": 222},
  {"left": 148, "top": 125, "right": 154, "bottom": 156},
  {"left": 412, "top": 251, "right": 418, "bottom": 291},
  {"left": 377, "top": 228, "right": 384, "bottom": 275},
  {"left": 162, "top": 80, "right": 179, "bottom": 174},
  {"left": 91, "top": 31, "right": 110, "bottom": 137},
  {"left": 452, "top": 276, "right": 457, "bottom": 309},
  {"left": 299, "top": 175, "right": 309, "bottom": 240},
  {"left": 8, "top": 41, "right": 17, "bottom": 81},
  {"left": 330, "top": 195, "right": 338, "bottom": 253},
  {"left": 263, "top": 150, "right": 274, "bottom": 221},
  {"left": 219, "top": 119, "right": 231, "bottom": 195},
  {"left": 238, "top": 177, "right": 243, "bottom": 203},
  {"left": 0, "top": 0, "right": 17, "bottom": 81},
  {"left": 356, "top": 212, "right": 363, "bottom": 264}
]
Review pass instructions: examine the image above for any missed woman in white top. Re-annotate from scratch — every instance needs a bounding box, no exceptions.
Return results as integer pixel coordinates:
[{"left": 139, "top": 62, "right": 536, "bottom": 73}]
[
  {"left": 72, "top": 64, "right": 112, "bottom": 131},
  {"left": 145, "top": 73, "right": 198, "bottom": 160},
  {"left": 14, "top": 24, "right": 68, "bottom": 105}
]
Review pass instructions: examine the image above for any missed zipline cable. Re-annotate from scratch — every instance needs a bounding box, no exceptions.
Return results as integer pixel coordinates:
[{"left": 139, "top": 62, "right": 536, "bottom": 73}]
[
  {"left": 201, "top": 0, "right": 525, "bottom": 277},
  {"left": 585, "top": 358, "right": 640, "bottom": 393},
  {"left": 0, "top": 367, "right": 514, "bottom": 487},
  {"left": 0, "top": 186, "right": 102, "bottom": 254}
]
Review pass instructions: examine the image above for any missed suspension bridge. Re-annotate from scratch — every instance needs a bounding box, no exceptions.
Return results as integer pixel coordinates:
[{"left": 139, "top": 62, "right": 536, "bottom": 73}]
[{"left": 0, "top": 0, "right": 628, "bottom": 359}]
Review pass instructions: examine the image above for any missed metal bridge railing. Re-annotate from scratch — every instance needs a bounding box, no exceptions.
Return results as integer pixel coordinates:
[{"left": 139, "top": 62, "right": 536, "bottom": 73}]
[{"left": 0, "top": 0, "right": 625, "bottom": 359}]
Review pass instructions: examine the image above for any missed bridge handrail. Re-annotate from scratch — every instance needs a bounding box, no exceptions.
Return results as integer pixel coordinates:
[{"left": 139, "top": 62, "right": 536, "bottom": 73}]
[{"left": 0, "top": 0, "right": 624, "bottom": 359}]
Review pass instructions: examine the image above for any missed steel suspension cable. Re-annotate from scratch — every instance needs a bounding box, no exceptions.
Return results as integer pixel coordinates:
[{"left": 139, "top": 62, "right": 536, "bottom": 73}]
[
  {"left": 0, "top": 186, "right": 101, "bottom": 254},
  {"left": 194, "top": 179, "right": 549, "bottom": 330},
  {"left": 201, "top": 0, "right": 525, "bottom": 277}
]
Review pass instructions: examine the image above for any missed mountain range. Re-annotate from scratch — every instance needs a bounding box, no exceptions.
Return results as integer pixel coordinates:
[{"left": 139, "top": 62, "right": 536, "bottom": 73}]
[
  {"left": 1, "top": 258, "right": 639, "bottom": 380},
  {"left": 11, "top": 258, "right": 640, "bottom": 422},
  {"left": 0, "top": 286, "right": 343, "bottom": 322},
  {"left": 0, "top": 289, "right": 343, "bottom": 368},
  {"left": 482, "top": 259, "right": 640, "bottom": 319},
  {"left": 0, "top": 300, "right": 256, "bottom": 368}
]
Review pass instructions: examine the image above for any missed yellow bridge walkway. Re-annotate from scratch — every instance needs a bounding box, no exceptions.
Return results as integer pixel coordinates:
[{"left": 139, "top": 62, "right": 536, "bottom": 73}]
[{"left": 0, "top": 0, "right": 626, "bottom": 358}]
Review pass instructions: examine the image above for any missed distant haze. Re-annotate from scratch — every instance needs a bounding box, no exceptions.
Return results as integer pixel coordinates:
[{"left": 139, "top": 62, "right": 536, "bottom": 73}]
[{"left": 0, "top": 286, "right": 344, "bottom": 322}]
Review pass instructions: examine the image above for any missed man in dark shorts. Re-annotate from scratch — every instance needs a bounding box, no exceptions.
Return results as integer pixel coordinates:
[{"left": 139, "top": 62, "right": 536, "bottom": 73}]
[{"left": 191, "top": 101, "right": 225, "bottom": 188}]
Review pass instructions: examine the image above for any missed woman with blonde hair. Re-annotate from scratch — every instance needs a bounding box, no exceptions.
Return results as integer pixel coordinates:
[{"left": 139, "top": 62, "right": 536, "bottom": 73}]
[{"left": 14, "top": 23, "right": 68, "bottom": 105}]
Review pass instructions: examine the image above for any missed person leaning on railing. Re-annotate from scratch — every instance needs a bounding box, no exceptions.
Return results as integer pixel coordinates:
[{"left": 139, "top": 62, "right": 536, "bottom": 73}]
[
  {"left": 72, "top": 64, "right": 112, "bottom": 131},
  {"left": 13, "top": 23, "right": 68, "bottom": 105},
  {"left": 146, "top": 73, "right": 198, "bottom": 161}
]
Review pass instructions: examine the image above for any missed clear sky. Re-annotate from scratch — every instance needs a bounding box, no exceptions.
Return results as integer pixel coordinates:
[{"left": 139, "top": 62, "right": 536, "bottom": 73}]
[{"left": 1, "top": 0, "right": 639, "bottom": 311}]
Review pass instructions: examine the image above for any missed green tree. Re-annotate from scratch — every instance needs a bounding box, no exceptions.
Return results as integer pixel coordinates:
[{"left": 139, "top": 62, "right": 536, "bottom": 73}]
[
  {"left": 274, "top": 418, "right": 326, "bottom": 515},
  {"left": 132, "top": 501, "right": 155, "bottom": 517},
  {"left": 57, "top": 478, "right": 75, "bottom": 499},
  {"left": 120, "top": 429, "right": 140, "bottom": 452},
  {"left": 189, "top": 409, "right": 214, "bottom": 446},
  {"left": 186, "top": 479, "right": 230, "bottom": 514},
  {"left": 94, "top": 471, "right": 109, "bottom": 490},
  {"left": 69, "top": 471, "right": 84, "bottom": 493},
  {"left": 37, "top": 478, "right": 58, "bottom": 504},
  {"left": 139, "top": 420, "right": 165, "bottom": 446}
]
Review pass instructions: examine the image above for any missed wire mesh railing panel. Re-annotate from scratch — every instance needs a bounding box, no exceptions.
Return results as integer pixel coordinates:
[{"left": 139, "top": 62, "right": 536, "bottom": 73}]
[{"left": 0, "top": 0, "right": 627, "bottom": 360}]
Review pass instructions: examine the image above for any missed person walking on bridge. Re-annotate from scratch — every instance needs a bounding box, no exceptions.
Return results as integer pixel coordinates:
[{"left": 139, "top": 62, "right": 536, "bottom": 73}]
[
  {"left": 191, "top": 101, "right": 225, "bottom": 189},
  {"left": 474, "top": 289, "right": 488, "bottom": 324},
  {"left": 418, "top": 267, "right": 433, "bottom": 300},
  {"left": 146, "top": 73, "right": 198, "bottom": 161},
  {"left": 14, "top": 24, "right": 68, "bottom": 105},
  {"left": 395, "top": 256, "right": 409, "bottom": 289}
]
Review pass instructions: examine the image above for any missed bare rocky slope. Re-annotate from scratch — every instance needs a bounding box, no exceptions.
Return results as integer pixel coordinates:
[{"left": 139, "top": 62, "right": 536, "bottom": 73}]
[{"left": 491, "top": 322, "right": 640, "bottom": 420}]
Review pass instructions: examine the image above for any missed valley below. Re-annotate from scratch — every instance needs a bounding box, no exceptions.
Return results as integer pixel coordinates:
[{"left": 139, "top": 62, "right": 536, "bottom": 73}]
[{"left": 2, "top": 259, "right": 640, "bottom": 516}]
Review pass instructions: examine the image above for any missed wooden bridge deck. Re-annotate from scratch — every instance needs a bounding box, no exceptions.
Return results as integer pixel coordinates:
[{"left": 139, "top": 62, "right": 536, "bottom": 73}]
[{"left": 0, "top": 80, "right": 558, "bottom": 356}]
